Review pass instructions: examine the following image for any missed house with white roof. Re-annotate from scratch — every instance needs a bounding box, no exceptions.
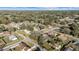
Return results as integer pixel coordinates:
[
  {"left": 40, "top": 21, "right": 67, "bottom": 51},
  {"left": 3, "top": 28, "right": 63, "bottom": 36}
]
[{"left": 9, "top": 35, "right": 17, "bottom": 41}]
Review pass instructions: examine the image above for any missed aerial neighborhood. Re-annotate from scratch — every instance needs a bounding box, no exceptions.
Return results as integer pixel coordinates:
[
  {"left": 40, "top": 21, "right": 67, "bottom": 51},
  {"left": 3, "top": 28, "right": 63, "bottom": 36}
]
[{"left": 0, "top": 11, "right": 79, "bottom": 51}]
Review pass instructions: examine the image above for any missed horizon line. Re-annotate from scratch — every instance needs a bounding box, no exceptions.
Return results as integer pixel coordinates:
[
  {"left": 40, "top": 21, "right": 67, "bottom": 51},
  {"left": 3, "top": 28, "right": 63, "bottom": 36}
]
[{"left": 0, "top": 7, "right": 78, "bottom": 10}]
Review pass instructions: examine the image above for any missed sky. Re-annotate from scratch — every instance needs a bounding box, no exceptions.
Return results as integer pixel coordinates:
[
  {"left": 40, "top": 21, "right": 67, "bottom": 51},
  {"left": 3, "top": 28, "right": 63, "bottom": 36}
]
[
  {"left": 0, "top": 0, "right": 79, "bottom": 7},
  {"left": 0, "top": 0, "right": 79, "bottom": 10}
]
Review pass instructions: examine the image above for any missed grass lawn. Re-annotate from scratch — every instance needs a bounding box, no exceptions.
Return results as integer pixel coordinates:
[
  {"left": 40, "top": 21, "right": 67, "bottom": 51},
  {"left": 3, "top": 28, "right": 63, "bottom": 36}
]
[{"left": 16, "top": 30, "right": 29, "bottom": 37}]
